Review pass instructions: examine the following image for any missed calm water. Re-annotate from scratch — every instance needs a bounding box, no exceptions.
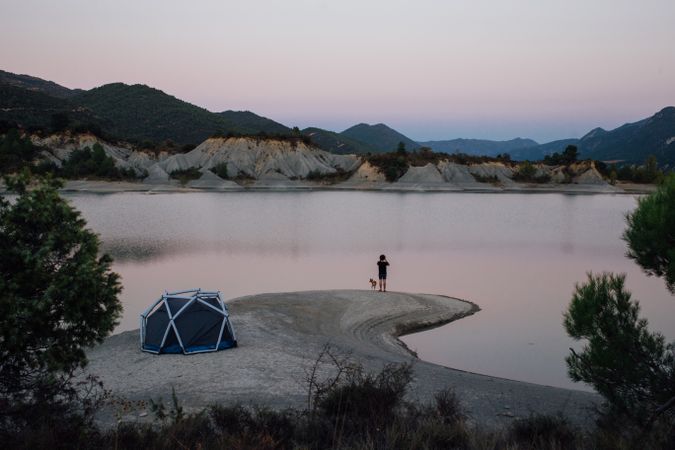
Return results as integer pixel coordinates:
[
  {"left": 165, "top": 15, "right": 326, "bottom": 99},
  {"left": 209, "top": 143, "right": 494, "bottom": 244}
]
[{"left": 66, "top": 191, "right": 674, "bottom": 391}]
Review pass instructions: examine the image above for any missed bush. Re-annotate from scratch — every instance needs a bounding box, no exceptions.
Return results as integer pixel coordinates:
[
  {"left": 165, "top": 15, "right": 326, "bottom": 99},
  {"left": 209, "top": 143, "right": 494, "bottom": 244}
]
[
  {"left": 169, "top": 167, "right": 202, "bottom": 185},
  {"left": 471, "top": 173, "right": 500, "bottom": 184},
  {"left": 210, "top": 162, "right": 229, "bottom": 179},
  {"left": 316, "top": 362, "right": 413, "bottom": 432},
  {"left": 512, "top": 161, "right": 551, "bottom": 183},
  {"left": 543, "top": 145, "right": 579, "bottom": 166},
  {"left": 304, "top": 168, "right": 351, "bottom": 183},
  {"left": 367, "top": 153, "right": 410, "bottom": 182},
  {"left": 60, "top": 143, "right": 139, "bottom": 180},
  {"left": 507, "top": 415, "right": 579, "bottom": 450}
]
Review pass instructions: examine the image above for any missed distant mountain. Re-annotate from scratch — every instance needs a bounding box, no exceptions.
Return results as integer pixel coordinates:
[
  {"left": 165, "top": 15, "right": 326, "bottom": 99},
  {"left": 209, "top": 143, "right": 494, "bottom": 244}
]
[
  {"left": 302, "top": 127, "right": 377, "bottom": 154},
  {"left": 340, "top": 123, "right": 421, "bottom": 153},
  {"left": 508, "top": 138, "right": 581, "bottom": 161},
  {"left": 578, "top": 107, "right": 675, "bottom": 165},
  {"left": 419, "top": 137, "right": 538, "bottom": 157},
  {"left": 0, "top": 69, "right": 82, "bottom": 99},
  {"left": 1, "top": 70, "right": 291, "bottom": 145},
  {"left": 217, "top": 110, "right": 290, "bottom": 135},
  {"left": 507, "top": 107, "right": 675, "bottom": 165}
]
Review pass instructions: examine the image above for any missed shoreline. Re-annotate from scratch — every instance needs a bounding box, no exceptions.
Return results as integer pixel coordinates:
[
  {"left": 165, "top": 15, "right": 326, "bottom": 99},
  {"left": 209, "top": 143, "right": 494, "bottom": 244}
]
[
  {"left": 11, "top": 179, "right": 652, "bottom": 195},
  {"left": 84, "top": 290, "right": 598, "bottom": 428}
]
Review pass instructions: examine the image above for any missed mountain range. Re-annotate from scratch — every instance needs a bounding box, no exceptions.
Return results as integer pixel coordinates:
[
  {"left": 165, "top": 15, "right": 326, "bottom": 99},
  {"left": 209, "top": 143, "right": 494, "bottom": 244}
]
[{"left": 1, "top": 69, "right": 673, "bottom": 165}]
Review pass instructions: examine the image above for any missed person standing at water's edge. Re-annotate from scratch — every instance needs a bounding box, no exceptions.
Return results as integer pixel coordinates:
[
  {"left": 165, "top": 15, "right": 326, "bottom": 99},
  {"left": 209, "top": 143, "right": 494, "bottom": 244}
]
[{"left": 377, "top": 254, "right": 389, "bottom": 292}]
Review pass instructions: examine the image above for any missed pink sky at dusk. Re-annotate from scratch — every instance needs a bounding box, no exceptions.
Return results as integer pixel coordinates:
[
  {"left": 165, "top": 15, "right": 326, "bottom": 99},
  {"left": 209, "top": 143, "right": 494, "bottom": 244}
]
[{"left": 1, "top": 0, "right": 674, "bottom": 142}]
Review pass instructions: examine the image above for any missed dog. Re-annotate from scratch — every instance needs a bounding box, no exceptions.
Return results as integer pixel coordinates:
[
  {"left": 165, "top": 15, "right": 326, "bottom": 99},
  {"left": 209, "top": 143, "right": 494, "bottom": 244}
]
[{"left": 369, "top": 278, "right": 378, "bottom": 290}]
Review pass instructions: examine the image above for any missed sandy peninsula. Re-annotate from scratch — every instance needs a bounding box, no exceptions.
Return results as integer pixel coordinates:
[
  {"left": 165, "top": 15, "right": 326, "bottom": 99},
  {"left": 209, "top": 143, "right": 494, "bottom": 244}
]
[{"left": 84, "top": 290, "right": 599, "bottom": 427}]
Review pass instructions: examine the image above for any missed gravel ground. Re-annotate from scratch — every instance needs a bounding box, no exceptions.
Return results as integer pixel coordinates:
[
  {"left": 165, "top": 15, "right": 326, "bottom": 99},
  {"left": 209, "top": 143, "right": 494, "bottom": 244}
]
[{"left": 84, "top": 290, "right": 599, "bottom": 427}]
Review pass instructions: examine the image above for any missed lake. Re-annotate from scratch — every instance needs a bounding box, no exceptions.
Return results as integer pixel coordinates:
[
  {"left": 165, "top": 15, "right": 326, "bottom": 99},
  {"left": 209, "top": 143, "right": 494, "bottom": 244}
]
[{"left": 66, "top": 191, "right": 674, "bottom": 391}]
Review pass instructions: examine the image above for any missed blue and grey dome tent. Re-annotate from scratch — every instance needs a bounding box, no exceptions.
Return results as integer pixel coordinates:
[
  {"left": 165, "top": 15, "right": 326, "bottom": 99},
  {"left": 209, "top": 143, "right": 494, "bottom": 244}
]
[{"left": 140, "top": 289, "right": 237, "bottom": 354}]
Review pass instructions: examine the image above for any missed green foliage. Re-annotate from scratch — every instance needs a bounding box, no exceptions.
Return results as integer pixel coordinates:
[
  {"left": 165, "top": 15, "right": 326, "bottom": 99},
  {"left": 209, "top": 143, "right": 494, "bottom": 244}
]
[
  {"left": 150, "top": 386, "right": 185, "bottom": 424},
  {"left": 169, "top": 167, "right": 202, "bottom": 185},
  {"left": 209, "top": 162, "right": 229, "bottom": 179},
  {"left": 0, "top": 129, "right": 41, "bottom": 173},
  {"left": 615, "top": 155, "right": 665, "bottom": 184},
  {"left": 543, "top": 145, "right": 579, "bottom": 165},
  {"left": 73, "top": 84, "right": 289, "bottom": 146},
  {"left": 367, "top": 152, "right": 410, "bottom": 181},
  {"left": 396, "top": 140, "right": 407, "bottom": 155},
  {"left": 304, "top": 168, "right": 352, "bottom": 183},
  {"left": 0, "top": 173, "right": 122, "bottom": 436},
  {"left": 563, "top": 272, "right": 675, "bottom": 428},
  {"left": 340, "top": 123, "right": 420, "bottom": 153},
  {"left": 471, "top": 173, "right": 500, "bottom": 184},
  {"left": 507, "top": 415, "right": 579, "bottom": 450},
  {"left": 623, "top": 173, "right": 675, "bottom": 293},
  {"left": 512, "top": 161, "right": 551, "bottom": 183},
  {"left": 316, "top": 363, "right": 413, "bottom": 429},
  {"left": 60, "top": 143, "right": 138, "bottom": 180}
]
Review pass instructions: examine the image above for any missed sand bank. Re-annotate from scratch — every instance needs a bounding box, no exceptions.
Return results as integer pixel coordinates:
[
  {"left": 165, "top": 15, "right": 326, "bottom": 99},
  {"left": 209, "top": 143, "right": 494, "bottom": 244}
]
[{"left": 84, "top": 290, "right": 598, "bottom": 427}]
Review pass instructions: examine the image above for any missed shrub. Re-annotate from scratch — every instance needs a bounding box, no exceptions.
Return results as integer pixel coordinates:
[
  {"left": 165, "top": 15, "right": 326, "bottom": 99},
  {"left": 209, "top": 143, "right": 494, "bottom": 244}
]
[
  {"left": 512, "top": 161, "right": 551, "bottom": 183},
  {"left": 60, "top": 143, "right": 139, "bottom": 180},
  {"left": 169, "top": 167, "right": 202, "bottom": 185},
  {"left": 316, "top": 362, "right": 413, "bottom": 431},
  {"left": 507, "top": 415, "right": 579, "bottom": 450},
  {"left": 304, "top": 168, "right": 352, "bottom": 183},
  {"left": 471, "top": 173, "right": 500, "bottom": 184},
  {"left": 210, "top": 162, "right": 229, "bottom": 179}
]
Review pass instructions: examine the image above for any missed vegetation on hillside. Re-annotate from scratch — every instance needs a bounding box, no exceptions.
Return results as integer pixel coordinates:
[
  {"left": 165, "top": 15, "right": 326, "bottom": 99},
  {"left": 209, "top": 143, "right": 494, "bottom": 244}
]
[
  {"left": 169, "top": 167, "right": 203, "bottom": 185},
  {"left": 60, "top": 143, "right": 140, "bottom": 180},
  {"left": 340, "top": 123, "right": 421, "bottom": 153},
  {"left": 302, "top": 127, "right": 378, "bottom": 155},
  {"left": 0, "top": 84, "right": 106, "bottom": 137},
  {"left": 0, "top": 130, "right": 141, "bottom": 180}
]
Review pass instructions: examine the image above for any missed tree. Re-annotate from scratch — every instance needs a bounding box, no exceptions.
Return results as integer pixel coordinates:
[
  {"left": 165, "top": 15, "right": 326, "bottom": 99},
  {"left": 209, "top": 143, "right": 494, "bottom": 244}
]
[
  {"left": 561, "top": 145, "right": 578, "bottom": 164},
  {"left": 0, "top": 173, "right": 122, "bottom": 418},
  {"left": 396, "top": 141, "right": 407, "bottom": 155},
  {"left": 563, "top": 273, "right": 674, "bottom": 429},
  {"left": 623, "top": 173, "right": 675, "bottom": 293}
]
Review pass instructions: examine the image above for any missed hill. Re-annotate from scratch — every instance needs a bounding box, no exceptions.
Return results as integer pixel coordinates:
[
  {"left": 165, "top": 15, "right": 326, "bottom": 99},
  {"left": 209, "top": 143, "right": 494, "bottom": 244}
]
[
  {"left": 340, "top": 123, "right": 421, "bottom": 153},
  {"left": 302, "top": 127, "right": 378, "bottom": 154},
  {"left": 0, "top": 84, "right": 104, "bottom": 133},
  {"left": 1, "top": 70, "right": 291, "bottom": 145},
  {"left": 0, "top": 69, "right": 82, "bottom": 99},
  {"left": 507, "top": 107, "right": 675, "bottom": 165},
  {"left": 419, "top": 137, "right": 538, "bottom": 157},
  {"left": 578, "top": 107, "right": 675, "bottom": 165},
  {"left": 217, "top": 110, "right": 290, "bottom": 135},
  {"left": 73, "top": 83, "right": 259, "bottom": 145},
  {"left": 508, "top": 138, "right": 581, "bottom": 161}
]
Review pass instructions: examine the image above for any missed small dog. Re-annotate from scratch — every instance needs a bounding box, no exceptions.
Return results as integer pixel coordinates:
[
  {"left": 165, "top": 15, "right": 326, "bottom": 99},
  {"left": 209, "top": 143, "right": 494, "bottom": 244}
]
[{"left": 369, "top": 278, "right": 378, "bottom": 290}]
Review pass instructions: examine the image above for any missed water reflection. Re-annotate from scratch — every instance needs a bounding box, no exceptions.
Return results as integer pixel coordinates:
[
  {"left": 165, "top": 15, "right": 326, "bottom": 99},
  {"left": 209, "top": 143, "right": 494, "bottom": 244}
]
[{"left": 66, "top": 191, "right": 674, "bottom": 391}]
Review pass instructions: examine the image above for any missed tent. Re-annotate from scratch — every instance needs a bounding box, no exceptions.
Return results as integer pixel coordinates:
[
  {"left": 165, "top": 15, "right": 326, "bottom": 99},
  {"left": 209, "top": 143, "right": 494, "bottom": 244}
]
[{"left": 140, "top": 289, "right": 237, "bottom": 354}]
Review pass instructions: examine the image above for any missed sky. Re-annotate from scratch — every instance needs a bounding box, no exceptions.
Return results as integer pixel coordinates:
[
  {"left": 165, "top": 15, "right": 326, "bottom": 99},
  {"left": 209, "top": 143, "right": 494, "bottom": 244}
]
[{"left": 1, "top": 0, "right": 674, "bottom": 142}]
